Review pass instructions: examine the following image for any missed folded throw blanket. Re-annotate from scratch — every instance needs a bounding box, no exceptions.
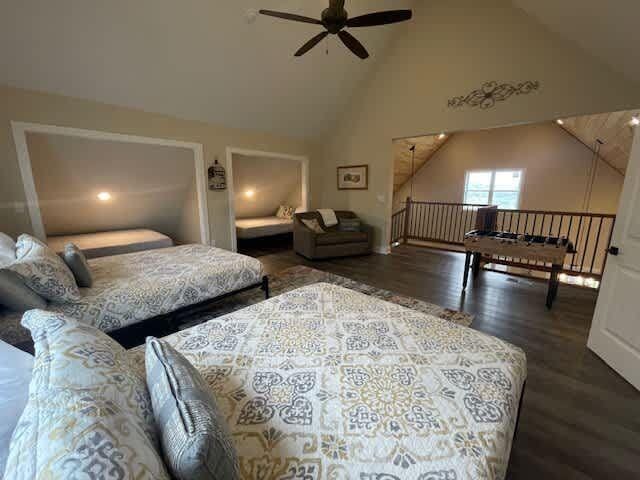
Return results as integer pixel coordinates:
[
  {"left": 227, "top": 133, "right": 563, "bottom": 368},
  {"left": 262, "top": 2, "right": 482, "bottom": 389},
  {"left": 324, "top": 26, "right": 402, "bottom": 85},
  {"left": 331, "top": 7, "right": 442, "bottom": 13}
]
[{"left": 317, "top": 209, "right": 338, "bottom": 227}]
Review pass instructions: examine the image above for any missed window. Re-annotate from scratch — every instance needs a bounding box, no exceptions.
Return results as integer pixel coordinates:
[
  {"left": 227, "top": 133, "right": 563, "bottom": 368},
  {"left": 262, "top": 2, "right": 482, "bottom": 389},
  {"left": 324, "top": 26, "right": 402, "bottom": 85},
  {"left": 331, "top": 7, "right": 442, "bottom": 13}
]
[{"left": 464, "top": 169, "right": 522, "bottom": 209}]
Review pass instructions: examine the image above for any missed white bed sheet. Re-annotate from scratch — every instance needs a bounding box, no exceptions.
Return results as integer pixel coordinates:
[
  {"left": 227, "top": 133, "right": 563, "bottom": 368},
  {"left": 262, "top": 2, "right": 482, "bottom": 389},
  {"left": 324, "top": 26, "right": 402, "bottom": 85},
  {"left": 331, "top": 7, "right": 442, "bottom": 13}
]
[
  {"left": 47, "top": 229, "right": 173, "bottom": 258},
  {"left": 0, "top": 340, "right": 33, "bottom": 477},
  {"left": 235, "top": 216, "right": 293, "bottom": 239}
]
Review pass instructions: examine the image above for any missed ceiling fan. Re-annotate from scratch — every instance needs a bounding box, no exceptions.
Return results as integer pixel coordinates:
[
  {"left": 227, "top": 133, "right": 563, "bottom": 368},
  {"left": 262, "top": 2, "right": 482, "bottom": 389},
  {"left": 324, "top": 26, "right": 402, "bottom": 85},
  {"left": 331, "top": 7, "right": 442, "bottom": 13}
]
[{"left": 259, "top": 0, "right": 412, "bottom": 59}]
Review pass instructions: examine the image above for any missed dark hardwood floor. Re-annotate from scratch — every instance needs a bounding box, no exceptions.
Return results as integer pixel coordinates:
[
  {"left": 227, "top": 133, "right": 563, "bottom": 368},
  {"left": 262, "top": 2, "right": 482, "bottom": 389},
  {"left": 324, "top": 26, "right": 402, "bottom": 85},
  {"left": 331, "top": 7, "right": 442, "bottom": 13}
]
[{"left": 251, "top": 244, "right": 640, "bottom": 480}]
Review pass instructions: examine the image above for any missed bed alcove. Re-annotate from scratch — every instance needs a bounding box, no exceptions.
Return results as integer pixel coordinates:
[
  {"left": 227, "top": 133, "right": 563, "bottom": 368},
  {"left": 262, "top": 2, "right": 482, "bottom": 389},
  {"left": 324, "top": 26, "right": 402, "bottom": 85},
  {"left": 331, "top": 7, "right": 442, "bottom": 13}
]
[{"left": 226, "top": 148, "right": 309, "bottom": 256}]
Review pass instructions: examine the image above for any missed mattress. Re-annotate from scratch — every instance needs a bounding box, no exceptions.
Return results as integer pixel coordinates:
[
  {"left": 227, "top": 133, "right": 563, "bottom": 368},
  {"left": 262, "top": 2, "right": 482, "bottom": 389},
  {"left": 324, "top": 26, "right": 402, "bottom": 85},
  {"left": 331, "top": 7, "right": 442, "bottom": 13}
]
[
  {"left": 0, "top": 245, "right": 264, "bottom": 342},
  {"left": 47, "top": 228, "right": 173, "bottom": 258},
  {"left": 236, "top": 216, "right": 293, "bottom": 239},
  {"left": 128, "top": 282, "right": 527, "bottom": 480}
]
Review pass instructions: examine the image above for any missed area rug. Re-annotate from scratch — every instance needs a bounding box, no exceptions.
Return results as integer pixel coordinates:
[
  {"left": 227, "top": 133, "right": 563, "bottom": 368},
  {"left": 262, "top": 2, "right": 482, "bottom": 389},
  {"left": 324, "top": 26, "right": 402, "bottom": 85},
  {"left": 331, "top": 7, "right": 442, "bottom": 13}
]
[{"left": 177, "top": 265, "right": 473, "bottom": 329}]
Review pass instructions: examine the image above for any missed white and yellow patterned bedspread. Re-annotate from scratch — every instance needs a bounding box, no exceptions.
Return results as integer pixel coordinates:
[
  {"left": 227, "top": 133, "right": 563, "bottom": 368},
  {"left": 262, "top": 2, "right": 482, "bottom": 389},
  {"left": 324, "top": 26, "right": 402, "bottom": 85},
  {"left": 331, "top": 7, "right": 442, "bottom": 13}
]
[{"left": 129, "top": 282, "right": 527, "bottom": 480}]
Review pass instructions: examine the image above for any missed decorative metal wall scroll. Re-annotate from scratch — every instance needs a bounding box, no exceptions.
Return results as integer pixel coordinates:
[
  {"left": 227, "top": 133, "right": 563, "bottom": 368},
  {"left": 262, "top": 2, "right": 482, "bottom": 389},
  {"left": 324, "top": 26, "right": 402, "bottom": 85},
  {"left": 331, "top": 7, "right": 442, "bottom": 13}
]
[{"left": 448, "top": 80, "right": 540, "bottom": 109}]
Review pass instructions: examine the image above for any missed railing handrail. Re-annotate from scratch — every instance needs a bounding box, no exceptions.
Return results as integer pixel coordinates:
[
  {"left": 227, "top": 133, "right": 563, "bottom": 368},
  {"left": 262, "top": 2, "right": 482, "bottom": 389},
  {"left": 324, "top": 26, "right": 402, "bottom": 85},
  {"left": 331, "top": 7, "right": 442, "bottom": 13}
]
[
  {"left": 496, "top": 208, "right": 616, "bottom": 218},
  {"left": 397, "top": 200, "right": 616, "bottom": 219},
  {"left": 401, "top": 201, "right": 489, "bottom": 207}
]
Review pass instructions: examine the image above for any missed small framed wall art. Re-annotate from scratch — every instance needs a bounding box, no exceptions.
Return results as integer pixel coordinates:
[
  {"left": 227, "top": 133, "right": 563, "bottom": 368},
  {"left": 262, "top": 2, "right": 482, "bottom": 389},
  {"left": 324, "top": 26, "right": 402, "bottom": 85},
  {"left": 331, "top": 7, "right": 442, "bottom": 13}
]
[{"left": 337, "top": 164, "right": 368, "bottom": 190}]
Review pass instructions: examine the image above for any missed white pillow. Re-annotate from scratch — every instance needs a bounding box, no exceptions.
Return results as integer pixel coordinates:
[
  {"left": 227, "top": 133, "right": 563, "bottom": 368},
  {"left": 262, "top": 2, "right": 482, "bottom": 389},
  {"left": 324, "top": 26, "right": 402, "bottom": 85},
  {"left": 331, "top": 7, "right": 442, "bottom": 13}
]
[{"left": 0, "top": 340, "right": 33, "bottom": 476}]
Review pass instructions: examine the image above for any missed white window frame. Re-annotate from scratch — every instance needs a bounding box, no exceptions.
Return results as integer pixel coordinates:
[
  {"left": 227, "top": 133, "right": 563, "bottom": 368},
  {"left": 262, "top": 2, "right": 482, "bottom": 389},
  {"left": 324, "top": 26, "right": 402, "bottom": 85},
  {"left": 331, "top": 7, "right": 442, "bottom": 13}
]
[{"left": 464, "top": 169, "right": 523, "bottom": 209}]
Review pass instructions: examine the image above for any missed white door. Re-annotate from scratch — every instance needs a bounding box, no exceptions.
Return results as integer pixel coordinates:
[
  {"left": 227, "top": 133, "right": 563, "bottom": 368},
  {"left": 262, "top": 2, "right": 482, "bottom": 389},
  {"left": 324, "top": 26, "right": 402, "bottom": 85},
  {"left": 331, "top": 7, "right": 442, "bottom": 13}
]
[{"left": 588, "top": 129, "right": 640, "bottom": 390}]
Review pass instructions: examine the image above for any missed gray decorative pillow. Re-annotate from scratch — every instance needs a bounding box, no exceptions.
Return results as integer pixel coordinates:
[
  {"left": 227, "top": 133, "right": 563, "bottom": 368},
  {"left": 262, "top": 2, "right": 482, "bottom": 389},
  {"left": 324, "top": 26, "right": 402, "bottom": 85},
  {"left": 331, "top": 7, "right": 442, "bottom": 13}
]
[
  {"left": 62, "top": 243, "right": 93, "bottom": 288},
  {"left": 0, "top": 232, "right": 15, "bottom": 266},
  {"left": 339, "top": 217, "right": 361, "bottom": 232},
  {"left": 146, "top": 337, "right": 239, "bottom": 480},
  {"left": 0, "top": 270, "right": 47, "bottom": 311},
  {"left": 301, "top": 218, "right": 325, "bottom": 234},
  {"left": 4, "top": 310, "right": 169, "bottom": 479},
  {"left": 7, "top": 234, "right": 81, "bottom": 303}
]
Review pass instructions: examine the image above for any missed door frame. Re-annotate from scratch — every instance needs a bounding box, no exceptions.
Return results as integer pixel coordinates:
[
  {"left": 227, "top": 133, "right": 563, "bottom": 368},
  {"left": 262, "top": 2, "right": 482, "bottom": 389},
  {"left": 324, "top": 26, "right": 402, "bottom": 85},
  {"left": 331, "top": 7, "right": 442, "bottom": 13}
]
[
  {"left": 11, "top": 121, "right": 210, "bottom": 245},
  {"left": 225, "top": 147, "right": 309, "bottom": 252}
]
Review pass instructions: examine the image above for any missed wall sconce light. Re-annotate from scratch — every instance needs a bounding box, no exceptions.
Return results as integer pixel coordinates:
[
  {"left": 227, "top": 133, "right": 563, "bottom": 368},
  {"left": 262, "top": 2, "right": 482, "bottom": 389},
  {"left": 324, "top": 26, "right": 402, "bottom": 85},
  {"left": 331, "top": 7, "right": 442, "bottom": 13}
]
[
  {"left": 556, "top": 119, "right": 564, "bottom": 125},
  {"left": 97, "top": 191, "right": 112, "bottom": 202},
  {"left": 631, "top": 116, "right": 639, "bottom": 127},
  {"left": 438, "top": 132, "right": 446, "bottom": 139},
  {"left": 244, "top": 189, "right": 255, "bottom": 198}
]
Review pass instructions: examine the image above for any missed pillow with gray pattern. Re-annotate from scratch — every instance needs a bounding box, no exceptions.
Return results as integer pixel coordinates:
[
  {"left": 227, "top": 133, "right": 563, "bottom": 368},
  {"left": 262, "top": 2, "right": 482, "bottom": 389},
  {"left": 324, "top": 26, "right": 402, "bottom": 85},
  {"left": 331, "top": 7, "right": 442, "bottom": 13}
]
[{"left": 7, "top": 234, "right": 81, "bottom": 303}]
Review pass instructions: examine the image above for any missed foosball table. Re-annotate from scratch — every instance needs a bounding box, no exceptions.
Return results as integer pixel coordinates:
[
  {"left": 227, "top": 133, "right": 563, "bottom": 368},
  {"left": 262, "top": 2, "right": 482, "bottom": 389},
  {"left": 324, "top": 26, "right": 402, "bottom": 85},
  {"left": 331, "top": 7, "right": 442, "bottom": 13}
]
[{"left": 463, "top": 230, "right": 575, "bottom": 308}]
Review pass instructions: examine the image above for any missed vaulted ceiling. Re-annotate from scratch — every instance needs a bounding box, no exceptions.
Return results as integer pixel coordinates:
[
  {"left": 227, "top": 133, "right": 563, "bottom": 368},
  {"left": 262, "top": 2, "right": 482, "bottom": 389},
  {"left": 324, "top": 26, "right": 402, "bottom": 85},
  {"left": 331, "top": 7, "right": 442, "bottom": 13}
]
[
  {"left": 513, "top": 0, "right": 640, "bottom": 85},
  {"left": 393, "top": 110, "right": 638, "bottom": 194},
  {"left": 0, "top": 0, "right": 412, "bottom": 139},
  {"left": 393, "top": 134, "right": 448, "bottom": 193},
  {"left": 559, "top": 110, "right": 639, "bottom": 174}
]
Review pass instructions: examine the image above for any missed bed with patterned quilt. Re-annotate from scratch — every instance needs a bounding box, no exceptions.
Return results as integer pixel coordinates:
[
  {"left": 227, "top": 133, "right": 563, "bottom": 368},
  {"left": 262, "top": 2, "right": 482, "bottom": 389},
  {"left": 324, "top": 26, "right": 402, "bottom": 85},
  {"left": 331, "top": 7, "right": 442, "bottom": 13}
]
[
  {"left": 127, "top": 282, "right": 527, "bottom": 479},
  {"left": 0, "top": 244, "right": 265, "bottom": 347}
]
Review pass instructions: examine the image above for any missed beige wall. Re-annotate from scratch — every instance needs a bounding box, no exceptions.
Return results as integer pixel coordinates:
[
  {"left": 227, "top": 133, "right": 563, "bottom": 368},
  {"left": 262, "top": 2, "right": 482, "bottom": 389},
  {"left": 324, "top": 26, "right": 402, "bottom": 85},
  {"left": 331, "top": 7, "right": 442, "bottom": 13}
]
[
  {"left": 26, "top": 132, "right": 201, "bottom": 243},
  {"left": 318, "top": 0, "right": 640, "bottom": 250},
  {"left": 0, "top": 85, "right": 318, "bottom": 248},
  {"left": 393, "top": 122, "right": 624, "bottom": 214},
  {"left": 232, "top": 154, "right": 302, "bottom": 219}
]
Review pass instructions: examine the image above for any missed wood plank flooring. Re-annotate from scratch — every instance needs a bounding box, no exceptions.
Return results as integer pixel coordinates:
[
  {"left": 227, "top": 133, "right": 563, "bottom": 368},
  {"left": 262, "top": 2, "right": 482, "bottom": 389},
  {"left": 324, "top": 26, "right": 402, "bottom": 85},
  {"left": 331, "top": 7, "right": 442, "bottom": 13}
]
[{"left": 251, "top": 244, "right": 640, "bottom": 480}]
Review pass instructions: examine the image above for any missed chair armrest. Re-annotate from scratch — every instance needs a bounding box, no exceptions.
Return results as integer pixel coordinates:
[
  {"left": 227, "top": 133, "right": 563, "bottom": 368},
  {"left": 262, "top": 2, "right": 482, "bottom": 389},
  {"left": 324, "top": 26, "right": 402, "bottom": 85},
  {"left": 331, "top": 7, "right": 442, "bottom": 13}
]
[{"left": 294, "top": 222, "right": 317, "bottom": 257}]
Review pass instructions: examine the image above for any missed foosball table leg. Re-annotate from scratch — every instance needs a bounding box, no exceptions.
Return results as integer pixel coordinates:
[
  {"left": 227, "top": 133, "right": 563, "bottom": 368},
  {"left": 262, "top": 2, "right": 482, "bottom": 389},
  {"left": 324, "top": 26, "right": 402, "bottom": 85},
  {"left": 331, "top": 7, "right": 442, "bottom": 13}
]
[
  {"left": 463, "top": 251, "right": 472, "bottom": 289},
  {"left": 472, "top": 253, "right": 481, "bottom": 279},
  {"left": 546, "top": 264, "right": 561, "bottom": 309}
]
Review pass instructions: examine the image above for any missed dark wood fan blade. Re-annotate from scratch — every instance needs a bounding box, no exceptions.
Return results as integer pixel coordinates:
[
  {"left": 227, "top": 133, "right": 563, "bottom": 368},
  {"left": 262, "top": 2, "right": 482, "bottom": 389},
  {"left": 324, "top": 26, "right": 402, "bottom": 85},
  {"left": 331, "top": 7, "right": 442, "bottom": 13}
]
[
  {"left": 337, "top": 30, "right": 369, "bottom": 59},
  {"left": 295, "top": 31, "right": 329, "bottom": 56},
  {"left": 346, "top": 10, "right": 412, "bottom": 28},
  {"left": 259, "top": 10, "right": 322, "bottom": 25}
]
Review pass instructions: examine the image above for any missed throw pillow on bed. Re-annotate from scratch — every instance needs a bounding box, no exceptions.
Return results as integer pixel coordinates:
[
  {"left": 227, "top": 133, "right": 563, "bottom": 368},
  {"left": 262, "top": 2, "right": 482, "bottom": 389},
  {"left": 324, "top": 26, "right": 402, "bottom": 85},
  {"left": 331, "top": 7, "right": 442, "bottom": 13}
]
[
  {"left": 145, "top": 337, "right": 239, "bottom": 480},
  {"left": 7, "top": 234, "right": 81, "bottom": 303},
  {"left": 0, "top": 234, "right": 47, "bottom": 311},
  {"left": 3, "top": 310, "right": 170, "bottom": 480},
  {"left": 301, "top": 218, "right": 325, "bottom": 234},
  {"left": 276, "top": 205, "right": 295, "bottom": 220},
  {"left": 0, "top": 232, "right": 15, "bottom": 265},
  {"left": 62, "top": 243, "right": 93, "bottom": 288}
]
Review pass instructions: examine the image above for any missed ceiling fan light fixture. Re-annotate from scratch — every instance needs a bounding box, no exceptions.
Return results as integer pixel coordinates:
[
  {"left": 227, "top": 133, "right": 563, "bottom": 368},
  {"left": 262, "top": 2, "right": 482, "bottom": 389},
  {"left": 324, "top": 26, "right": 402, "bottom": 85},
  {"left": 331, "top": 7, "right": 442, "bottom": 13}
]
[{"left": 259, "top": 2, "right": 412, "bottom": 59}]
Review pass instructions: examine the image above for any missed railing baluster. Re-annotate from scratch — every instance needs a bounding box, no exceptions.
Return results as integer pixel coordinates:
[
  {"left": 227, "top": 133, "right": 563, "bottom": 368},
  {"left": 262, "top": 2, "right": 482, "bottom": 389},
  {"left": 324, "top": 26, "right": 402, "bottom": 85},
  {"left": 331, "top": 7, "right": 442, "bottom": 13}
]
[
  {"left": 572, "top": 216, "right": 583, "bottom": 271},
  {"left": 579, "top": 217, "right": 593, "bottom": 273},
  {"left": 590, "top": 217, "right": 604, "bottom": 274}
]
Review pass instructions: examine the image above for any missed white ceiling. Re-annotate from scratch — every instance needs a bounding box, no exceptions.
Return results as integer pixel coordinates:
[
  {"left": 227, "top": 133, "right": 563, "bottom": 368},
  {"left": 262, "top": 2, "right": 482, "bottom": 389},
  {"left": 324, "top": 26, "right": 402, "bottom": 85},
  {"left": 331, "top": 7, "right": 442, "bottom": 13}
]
[
  {"left": 0, "top": 0, "right": 412, "bottom": 139},
  {"left": 513, "top": 0, "right": 640, "bottom": 85}
]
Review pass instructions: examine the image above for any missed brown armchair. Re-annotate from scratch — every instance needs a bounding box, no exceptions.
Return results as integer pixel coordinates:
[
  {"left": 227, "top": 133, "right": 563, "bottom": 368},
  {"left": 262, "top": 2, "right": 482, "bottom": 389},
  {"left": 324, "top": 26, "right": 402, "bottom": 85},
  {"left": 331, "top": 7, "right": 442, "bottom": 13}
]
[{"left": 294, "top": 211, "right": 372, "bottom": 259}]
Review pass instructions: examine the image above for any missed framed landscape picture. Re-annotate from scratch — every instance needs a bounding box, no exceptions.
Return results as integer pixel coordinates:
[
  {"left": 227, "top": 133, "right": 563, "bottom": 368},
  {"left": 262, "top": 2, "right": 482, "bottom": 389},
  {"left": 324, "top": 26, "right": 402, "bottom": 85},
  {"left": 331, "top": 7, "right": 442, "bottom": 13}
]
[{"left": 337, "top": 164, "right": 368, "bottom": 190}]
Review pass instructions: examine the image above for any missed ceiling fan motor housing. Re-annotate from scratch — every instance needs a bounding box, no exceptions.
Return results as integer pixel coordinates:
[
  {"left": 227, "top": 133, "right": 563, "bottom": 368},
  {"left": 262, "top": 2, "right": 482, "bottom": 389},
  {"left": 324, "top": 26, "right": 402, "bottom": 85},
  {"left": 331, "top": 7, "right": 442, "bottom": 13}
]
[{"left": 321, "top": 7, "right": 348, "bottom": 34}]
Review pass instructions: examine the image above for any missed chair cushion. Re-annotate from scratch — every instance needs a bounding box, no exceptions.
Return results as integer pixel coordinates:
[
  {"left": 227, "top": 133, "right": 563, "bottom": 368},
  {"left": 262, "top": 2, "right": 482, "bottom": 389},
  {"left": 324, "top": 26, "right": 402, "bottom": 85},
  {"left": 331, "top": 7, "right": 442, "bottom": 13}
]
[
  {"left": 316, "top": 231, "right": 368, "bottom": 246},
  {"left": 338, "top": 217, "right": 361, "bottom": 232},
  {"left": 3, "top": 310, "right": 169, "bottom": 479},
  {"left": 146, "top": 337, "right": 239, "bottom": 480},
  {"left": 62, "top": 243, "right": 93, "bottom": 288},
  {"left": 0, "top": 270, "right": 47, "bottom": 311},
  {"left": 6, "top": 234, "right": 81, "bottom": 303}
]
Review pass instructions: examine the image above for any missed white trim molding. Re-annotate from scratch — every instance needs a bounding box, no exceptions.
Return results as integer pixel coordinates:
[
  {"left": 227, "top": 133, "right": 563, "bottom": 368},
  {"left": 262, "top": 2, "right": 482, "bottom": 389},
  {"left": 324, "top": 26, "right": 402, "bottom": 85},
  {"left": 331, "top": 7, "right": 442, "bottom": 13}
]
[
  {"left": 10, "top": 121, "right": 211, "bottom": 244},
  {"left": 225, "top": 147, "right": 310, "bottom": 252}
]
